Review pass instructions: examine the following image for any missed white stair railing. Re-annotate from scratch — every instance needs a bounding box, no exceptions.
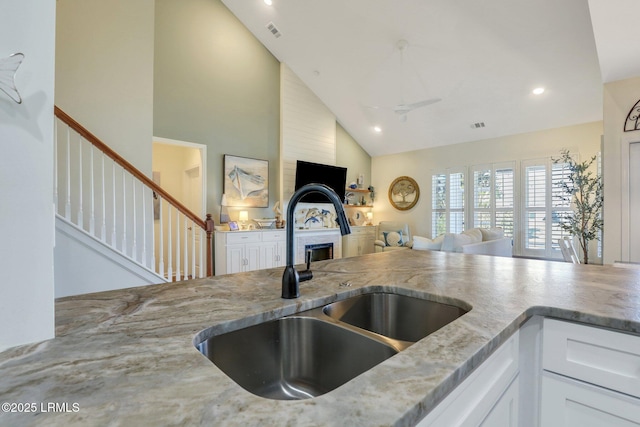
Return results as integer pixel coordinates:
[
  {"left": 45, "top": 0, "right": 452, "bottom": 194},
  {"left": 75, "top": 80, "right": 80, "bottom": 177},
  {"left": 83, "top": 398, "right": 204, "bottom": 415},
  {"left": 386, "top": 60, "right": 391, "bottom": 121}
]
[{"left": 54, "top": 106, "right": 214, "bottom": 281}]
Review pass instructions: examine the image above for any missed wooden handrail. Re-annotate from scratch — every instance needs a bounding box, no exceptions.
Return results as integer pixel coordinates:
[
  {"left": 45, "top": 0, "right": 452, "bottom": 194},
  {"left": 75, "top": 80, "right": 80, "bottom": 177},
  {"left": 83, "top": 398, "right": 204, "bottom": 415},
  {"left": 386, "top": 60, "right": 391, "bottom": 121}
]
[
  {"left": 54, "top": 106, "right": 206, "bottom": 229},
  {"left": 55, "top": 105, "right": 215, "bottom": 277}
]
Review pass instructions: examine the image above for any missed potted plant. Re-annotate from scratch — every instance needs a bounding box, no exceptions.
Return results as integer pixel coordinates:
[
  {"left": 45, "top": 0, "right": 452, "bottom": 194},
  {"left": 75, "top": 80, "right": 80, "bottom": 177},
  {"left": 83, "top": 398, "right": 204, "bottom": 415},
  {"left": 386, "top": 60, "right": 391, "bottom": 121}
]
[{"left": 553, "top": 149, "right": 603, "bottom": 264}]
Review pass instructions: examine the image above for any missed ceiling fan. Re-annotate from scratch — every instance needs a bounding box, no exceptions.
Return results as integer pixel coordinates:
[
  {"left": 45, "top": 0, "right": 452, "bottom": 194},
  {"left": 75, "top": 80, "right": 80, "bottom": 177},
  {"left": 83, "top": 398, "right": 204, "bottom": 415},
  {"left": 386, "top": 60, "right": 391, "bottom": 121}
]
[{"left": 370, "top": 39, "right": 441, "bottom": 122}]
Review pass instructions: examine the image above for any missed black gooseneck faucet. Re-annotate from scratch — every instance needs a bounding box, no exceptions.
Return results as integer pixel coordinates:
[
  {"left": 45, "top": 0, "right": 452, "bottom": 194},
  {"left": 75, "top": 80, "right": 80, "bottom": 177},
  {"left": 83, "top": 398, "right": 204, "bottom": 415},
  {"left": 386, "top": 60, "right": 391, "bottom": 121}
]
[{"left": 282, "top": 184, "right": 351, "bottom": 299}]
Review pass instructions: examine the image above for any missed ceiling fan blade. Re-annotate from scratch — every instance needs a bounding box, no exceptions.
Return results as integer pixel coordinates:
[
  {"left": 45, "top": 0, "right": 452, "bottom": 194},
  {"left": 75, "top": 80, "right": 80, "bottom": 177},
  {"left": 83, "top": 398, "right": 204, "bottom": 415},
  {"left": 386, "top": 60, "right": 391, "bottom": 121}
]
[
  {"left": 392, "top": 98, "right": 441, "bottom": 115},
  {"left": 405, "top": 98, "right": 442, "bottom": 110}
]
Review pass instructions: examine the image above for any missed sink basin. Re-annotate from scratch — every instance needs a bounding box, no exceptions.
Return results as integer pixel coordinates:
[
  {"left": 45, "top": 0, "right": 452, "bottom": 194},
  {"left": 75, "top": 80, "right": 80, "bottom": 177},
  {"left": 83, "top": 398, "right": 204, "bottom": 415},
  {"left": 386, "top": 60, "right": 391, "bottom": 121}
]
[
  {"left": 323, "top": 292, "right": 468, "bottom": 342},
  {"left": 196, "top": 316, "right": 397, "bottom": 400}
]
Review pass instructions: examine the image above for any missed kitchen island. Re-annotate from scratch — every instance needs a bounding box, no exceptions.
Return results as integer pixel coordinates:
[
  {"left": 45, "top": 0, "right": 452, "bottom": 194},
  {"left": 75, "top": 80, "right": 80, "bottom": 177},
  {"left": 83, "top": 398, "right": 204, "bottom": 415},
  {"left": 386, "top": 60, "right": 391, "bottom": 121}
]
[{"left": 1, "top": 250, "right": 639, "bottom": 426}]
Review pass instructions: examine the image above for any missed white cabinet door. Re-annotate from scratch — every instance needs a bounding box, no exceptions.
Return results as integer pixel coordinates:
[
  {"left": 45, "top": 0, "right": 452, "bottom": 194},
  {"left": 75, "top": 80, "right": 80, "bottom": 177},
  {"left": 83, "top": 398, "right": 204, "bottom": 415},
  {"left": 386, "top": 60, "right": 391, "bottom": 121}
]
[
  {"left": 342, "top": 227, "right": 376, "bottom": 257},
  {"left": 480, "top": 375, "right": 519, "bottom": 427},
  {"left": 226, "top": 245, "right": 245, "bottom": 274},
  {"left": 361, "top": 234, "right": 375, "bottom": 255},
  {"left": 417, "top": 332, "right": 519, "bottom": 427},
  {"left": 342, "top": 234, "right": 359, "bottom": 258},
  {"left": 540, "top": 371, "right": 640, "bottom": 427},
  {"left": 244, "top": 243, "right": 262, "bottom": 272},
  {"left": 260, "top": 242, "right": 283, "bottom": 269}
]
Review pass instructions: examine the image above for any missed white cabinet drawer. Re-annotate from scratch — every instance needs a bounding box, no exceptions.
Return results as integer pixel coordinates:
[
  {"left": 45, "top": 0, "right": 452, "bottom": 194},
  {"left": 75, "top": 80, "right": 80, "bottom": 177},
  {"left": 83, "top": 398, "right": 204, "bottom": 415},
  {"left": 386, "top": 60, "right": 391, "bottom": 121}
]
[
  {"left": 349, "top": 226, "right": 375, "bottom": 236},
  {"left": 543, "top": 318, "right": 640, "bottom": 399},
  {"left": 540, "top": 371, "right": 640, "bottom": 426},
  {"left": 262, "top": 231, "right": 286, "bottom": 242},
  {"left": 226, "top": 232, "right": 261, "bottom": 245}
]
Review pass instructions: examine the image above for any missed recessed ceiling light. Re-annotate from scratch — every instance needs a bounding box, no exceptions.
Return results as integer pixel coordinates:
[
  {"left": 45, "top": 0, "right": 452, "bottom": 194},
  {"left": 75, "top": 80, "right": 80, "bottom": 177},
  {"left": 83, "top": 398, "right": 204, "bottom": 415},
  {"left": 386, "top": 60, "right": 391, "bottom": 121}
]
[
  {"left": 532, "top": 87, "right": 545, "bottom": 95},
  {"left": 264, "top": 0, "right": 273, "bottom": 5},
  {"left": 374, "top": 126, "right": 382, "bottom": 133}
]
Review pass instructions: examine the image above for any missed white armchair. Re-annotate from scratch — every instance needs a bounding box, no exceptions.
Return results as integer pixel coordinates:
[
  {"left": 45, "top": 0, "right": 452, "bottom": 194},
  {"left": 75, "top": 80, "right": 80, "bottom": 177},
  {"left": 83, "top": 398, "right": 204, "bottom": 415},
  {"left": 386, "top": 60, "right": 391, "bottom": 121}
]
[{"left": 374, "top": 221, "right": 413, "bottom": 252}]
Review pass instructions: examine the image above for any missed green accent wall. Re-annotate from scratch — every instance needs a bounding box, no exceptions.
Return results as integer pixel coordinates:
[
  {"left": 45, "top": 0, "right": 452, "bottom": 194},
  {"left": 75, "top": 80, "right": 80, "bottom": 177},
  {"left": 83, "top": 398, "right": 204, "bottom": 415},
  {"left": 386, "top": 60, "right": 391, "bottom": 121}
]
[{"left": 154, "top": 0, "right": 280, "bottom": 220}]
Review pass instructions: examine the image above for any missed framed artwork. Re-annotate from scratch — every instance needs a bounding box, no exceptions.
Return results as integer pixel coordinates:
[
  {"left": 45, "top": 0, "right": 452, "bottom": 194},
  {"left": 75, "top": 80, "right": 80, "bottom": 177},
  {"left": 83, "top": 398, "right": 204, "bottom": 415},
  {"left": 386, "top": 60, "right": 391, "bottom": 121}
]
[
  {"left": 224, "top": 155, "right": 269, "bottom": 207},
  {"left": 388, "top": 176, "right": 420, "bottom": 211},
  {"left": 228, "top": 221, "right": 239, "bottom": 231}
]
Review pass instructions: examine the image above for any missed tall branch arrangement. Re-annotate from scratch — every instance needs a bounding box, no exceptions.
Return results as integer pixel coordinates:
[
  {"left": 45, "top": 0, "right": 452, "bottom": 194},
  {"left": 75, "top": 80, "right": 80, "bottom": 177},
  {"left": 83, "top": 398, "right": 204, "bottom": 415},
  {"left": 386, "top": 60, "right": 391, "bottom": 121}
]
[{"left": 553, "top": 149, "right": 603, "bottom": 264}]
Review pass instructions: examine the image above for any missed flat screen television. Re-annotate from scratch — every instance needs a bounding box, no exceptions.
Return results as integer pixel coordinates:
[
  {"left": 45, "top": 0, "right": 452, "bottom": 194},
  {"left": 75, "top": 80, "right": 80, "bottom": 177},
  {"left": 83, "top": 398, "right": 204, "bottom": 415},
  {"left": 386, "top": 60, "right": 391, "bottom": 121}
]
[{"left": 294, "top": 160, "right": 347, "bottom": 203}]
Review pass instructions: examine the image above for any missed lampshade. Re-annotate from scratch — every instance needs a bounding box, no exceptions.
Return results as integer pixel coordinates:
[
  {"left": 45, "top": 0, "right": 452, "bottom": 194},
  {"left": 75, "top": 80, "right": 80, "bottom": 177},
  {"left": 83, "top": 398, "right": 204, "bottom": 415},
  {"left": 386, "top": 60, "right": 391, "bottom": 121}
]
[
  {"left": 239, "top": 211, "right": 249, "bottom": 222},
  {"left": 220, "top": 194, "right": 228, "bottom": 206},
  {"left": 366, "top": 212, "right": 373, "bottom": 220}
]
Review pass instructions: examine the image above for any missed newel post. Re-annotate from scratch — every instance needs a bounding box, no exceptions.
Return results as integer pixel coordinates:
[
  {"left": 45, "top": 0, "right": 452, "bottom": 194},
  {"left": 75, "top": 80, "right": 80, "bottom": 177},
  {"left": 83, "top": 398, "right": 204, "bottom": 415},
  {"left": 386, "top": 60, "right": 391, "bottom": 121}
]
[{"left": 205, "top": 214, "right": 215, "bottom": 277}]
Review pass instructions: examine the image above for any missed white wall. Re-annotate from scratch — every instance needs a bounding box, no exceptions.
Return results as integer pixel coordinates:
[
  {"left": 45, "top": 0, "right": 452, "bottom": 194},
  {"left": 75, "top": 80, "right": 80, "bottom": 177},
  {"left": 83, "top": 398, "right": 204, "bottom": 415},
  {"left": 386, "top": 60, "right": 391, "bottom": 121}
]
[
  {"left": 55, "top": 0, "right": 155, "bottom": 175},
  {"left": 602, "top": 76, "right": 640, "bottom": 264},
  {"left": 55, "top": 219, "right": 164, "bottom": 298},
  {"left": 372, "top": 121, "right": 603, "bottom": 242},
  {"left": 280, "top": 63, "right": 337, "bottom": 200},
  {"left": 0, "top": 0, "right": 56, "bottom": 351}
]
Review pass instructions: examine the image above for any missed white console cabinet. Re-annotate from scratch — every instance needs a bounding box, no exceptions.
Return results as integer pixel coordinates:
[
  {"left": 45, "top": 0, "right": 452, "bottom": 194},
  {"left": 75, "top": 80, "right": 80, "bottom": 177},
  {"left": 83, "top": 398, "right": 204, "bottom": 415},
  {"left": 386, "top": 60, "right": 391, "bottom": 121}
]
[
  {"left": 342, "top": 226, "right": 376, "bottom": 258},
  {"left": 215, "top": 230, "right": 286, "bottom": 275}
]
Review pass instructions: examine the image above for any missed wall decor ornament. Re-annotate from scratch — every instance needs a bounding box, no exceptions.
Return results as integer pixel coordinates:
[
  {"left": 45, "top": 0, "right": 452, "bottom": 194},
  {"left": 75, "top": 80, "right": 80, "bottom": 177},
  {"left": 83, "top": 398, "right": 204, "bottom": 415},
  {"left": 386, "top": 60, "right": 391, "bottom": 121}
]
[
  {"left": 624, "top": 99, "right": 640, "bottom": 132},
  {"left": 223, "top": 155, "right": 269, "bottom": 207},
  {"left": 0, "top": 53, "right": 25, "bottom": 104},
  {"left": 388, "top": 176, "right": 420, "bottom": 211}
]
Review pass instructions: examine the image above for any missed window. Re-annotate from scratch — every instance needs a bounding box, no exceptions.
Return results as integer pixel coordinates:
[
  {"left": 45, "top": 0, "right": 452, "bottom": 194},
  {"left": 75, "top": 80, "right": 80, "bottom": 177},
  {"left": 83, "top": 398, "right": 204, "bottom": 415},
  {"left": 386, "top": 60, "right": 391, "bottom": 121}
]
[
  {"left": 432, "top": 170, "right": 465, "bottom": 236},
  {"left": 471, "top": 163, "right": 515, "bottom": 237},
  {"left": 521, "top": 158, "right": 572, "bottom": 258}
]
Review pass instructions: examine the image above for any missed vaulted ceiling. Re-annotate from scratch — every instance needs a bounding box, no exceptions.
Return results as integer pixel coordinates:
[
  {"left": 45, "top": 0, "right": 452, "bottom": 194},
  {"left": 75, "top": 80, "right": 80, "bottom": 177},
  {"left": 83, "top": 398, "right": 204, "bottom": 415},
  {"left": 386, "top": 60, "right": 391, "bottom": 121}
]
[{"left": 222, "top": 0, "right": 640, "bottom": 157}]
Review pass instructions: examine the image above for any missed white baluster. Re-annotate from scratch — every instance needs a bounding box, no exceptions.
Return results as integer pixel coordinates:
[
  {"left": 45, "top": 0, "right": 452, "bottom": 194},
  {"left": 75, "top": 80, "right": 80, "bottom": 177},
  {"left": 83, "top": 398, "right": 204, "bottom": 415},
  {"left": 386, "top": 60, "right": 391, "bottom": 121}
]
[
  {"left": 176, "top": 210, "right": 181, "bottom": 281},
  {"left": 65, "top": 127, "right": 71, "bottom": 220},
  {"left": 184, "top": 217, "right": 189, "bottom": 279},
  {"left": 191, "top": 220, "right": 196, "bottom": 279},
  {"left": 101, "top": 154, "right": 106, "bottom": 242},
  {"left": 121, "top": 167, "right": 127, "bottom": 255},
  {"left": 111, "top": 162, "right": 117, "bottom": 247},
  {"left": 89, "top": 144, "right": 95, "bottom": 235},
  {"left": 158, "top": 197, "right": 164, "bottom": 277},
  {"left": 199, "top": 228, "right": 205, "bottom": 278},
  {"left": 77, "top": 135, "right": 83, "bottom": 230},
  {"left": 167, "top": 205, "right": 173, "bottom": 281},
  {"left": 150, "top": 191, "right": 156, "bottom": 273},
  {"left": 54, "top": 119, "right": 58, "bottom": 213},
  {"left": 141, "top": 186, "right": 147, "bottom": 268},
  {"left": 132, "top": 178, "right": 137, "bottom": 262}
]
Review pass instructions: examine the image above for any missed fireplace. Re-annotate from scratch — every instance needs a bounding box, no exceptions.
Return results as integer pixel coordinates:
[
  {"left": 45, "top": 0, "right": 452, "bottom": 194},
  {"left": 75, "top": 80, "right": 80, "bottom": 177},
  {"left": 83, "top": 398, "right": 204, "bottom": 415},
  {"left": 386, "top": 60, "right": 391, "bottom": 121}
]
[
  {"left": 305, "top": 243, "right": 334, "bottom": 262},
  {"left": 295, "top": 229, "right": 342, "bottom": 264}
]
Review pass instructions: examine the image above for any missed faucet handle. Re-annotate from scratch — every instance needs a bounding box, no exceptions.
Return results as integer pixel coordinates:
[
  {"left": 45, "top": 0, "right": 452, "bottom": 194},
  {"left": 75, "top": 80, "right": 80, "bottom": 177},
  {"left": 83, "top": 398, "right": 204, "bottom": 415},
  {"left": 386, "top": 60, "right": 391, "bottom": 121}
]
[
  {"left": 299, "top": 249, "right": 313, "bottom": 282},
  {"left": 305, "top": 249, "right": 312, "bottom": 270}
]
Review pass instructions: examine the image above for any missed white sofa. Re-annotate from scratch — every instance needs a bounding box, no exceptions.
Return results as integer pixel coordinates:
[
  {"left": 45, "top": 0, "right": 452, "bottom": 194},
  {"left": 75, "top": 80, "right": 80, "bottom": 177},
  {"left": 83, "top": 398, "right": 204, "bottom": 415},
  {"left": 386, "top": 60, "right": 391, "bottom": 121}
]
[{"left": 413, "top": 227, "right": 512, "bottom": 257}]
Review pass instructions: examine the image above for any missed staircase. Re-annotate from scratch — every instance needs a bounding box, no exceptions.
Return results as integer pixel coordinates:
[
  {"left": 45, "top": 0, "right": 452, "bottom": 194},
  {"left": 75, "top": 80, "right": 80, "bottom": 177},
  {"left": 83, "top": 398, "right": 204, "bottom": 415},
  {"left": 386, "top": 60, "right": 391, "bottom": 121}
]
[{"left": 53, "top": 107, "right": 213, "bottom": 297}]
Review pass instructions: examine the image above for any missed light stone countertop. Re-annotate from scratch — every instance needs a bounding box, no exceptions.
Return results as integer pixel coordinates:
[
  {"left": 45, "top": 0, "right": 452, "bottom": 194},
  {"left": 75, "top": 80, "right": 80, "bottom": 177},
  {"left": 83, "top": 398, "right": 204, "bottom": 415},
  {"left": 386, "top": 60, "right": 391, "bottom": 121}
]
[{"left": 1, "top": 250, "right": 640, "bottom": 426}]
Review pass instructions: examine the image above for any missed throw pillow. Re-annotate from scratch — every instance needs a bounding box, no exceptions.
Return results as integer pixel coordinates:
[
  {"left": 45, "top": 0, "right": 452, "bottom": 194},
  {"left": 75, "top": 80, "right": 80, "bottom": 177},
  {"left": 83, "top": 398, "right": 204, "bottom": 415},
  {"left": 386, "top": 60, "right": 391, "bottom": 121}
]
[
  {"left": 480, "top": 227, "right": 504, "bottom": 241},
  {"left": 441, "top": 230, "right": 482, "bottom": 253},
  {"left": 382, "top": 230, "right": 404, "bottom": 247},
  {"left": 462, "top": 228, "right": 483, "bottom": 243},
  {"left": 412, "top": 235, "right": 445, "bottom": 251}
]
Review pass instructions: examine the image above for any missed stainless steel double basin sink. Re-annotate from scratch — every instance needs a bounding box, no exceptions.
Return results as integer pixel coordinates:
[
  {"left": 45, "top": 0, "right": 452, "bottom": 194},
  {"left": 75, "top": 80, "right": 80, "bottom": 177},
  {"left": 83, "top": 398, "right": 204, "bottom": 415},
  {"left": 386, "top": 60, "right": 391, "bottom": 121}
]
[{"left": 195, "top": 291, "right": 469, "bottom": 400}]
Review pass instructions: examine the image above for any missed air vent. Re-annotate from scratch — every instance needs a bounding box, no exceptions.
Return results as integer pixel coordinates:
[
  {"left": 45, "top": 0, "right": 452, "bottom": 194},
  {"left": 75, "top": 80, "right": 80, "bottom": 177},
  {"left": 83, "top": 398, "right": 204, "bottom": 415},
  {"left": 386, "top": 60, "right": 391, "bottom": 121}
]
[
  {"left": 470, "top": 122, "right": 486, "bottom": 129},
  {"left": 266, "top": 22, "right": 282, "bottom": 38}
]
